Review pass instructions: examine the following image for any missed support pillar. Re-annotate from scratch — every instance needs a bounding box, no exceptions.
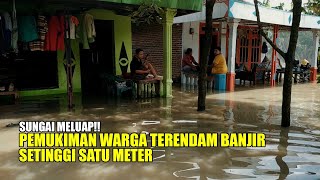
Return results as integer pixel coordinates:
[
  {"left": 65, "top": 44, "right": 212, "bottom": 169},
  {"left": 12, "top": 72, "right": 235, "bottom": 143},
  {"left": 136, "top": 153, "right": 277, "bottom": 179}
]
[
  {"left": 65, "top": 14, "right": 74, "bottom": 110},
  {"left": 271, "top": 25, "right": 279, "bottom": 87},
  {"left": 220, "top": 22, "right": 228, "bottom": 58},
  {"left": 161, "top": 9, "right": 177, "bottom": 98},
  {"left": 227, "top": 20, "right": 239, "bottom": 91},
  {"left": 310, "top": 31, "right": 319, "bottom": 82}
]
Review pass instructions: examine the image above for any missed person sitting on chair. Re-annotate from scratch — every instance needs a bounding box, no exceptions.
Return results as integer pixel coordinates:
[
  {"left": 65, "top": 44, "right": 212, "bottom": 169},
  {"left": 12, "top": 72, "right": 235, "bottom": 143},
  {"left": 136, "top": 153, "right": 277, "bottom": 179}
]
[
  {"left": 130, "top": 48, "right": 158, "bottom": 80},
  {"left": 301, "top": 59, "right": 310, "bottom": 68},
  {"left": 300, "top": 59, "right": 311, "bottom": 82},
  {"left": 182, "top": 48, "right": 199, "bottom": 73}
]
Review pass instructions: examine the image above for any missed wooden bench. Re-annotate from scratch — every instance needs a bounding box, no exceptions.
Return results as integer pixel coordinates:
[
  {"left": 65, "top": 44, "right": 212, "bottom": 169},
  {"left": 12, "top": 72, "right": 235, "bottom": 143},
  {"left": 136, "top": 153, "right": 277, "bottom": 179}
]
[
  {"left": 0, "top": 90, "right": 19, "bottom": 99},
  {"left": 133, "top": 77, "right": 162, "bottom": 99}
]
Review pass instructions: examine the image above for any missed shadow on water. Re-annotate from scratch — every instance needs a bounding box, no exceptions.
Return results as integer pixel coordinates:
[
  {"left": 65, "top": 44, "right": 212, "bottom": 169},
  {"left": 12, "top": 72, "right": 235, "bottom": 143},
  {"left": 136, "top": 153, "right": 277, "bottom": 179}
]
[
  {"left": 0, "top": 84, "right": 319, "bottom": 179},
  {"left": 276, "top": 128, "right": 289, "bottom": 180}
]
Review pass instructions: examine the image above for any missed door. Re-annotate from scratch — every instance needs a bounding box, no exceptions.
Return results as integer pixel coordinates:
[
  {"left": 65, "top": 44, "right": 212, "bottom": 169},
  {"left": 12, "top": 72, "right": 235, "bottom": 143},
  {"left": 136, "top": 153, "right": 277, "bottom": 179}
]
[
  {"left": 80, "top": 20, "right": 115, "bottom": 95},
  {"left": 236, "top": 28, "right": 261, "bottom": 69}
]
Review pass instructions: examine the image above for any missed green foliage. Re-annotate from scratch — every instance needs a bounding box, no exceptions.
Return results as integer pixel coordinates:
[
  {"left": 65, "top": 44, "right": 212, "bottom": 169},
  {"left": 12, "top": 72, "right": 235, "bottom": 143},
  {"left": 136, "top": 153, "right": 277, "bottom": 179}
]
[
  {"left": 258, "top": 0, "right": 270, "bottom": 7},
  {"left": 130, "top": 0, "right": 164, "bottom": 26},
  {"left": 273, "top": 3, "right": 285, "bottom": 10},
  {"left": 305, "top": 0, "right": 320, "bottom": 15}
]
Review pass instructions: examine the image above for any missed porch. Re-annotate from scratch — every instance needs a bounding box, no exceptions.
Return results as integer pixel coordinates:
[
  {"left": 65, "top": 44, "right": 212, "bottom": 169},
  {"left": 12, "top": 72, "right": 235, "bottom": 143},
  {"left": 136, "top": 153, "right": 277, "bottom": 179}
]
[{"left": 175, "top": 0, "right": 320, "bottom": 90}]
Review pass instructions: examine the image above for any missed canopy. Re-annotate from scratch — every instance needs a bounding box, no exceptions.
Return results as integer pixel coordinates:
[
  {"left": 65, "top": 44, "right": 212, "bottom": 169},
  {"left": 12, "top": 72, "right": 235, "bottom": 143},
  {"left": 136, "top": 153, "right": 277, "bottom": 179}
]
[{"left": 0, "top": 0, "right": 203, "bottom": 16}]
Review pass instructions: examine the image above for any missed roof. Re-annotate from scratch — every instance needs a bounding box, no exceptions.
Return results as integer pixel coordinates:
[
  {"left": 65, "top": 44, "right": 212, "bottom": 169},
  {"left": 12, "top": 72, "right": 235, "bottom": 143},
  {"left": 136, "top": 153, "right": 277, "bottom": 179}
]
[
  {"left": 174, "top": 0, "right": 320, "bottom": 30},
  {"left": 0, "top": 0, "right": 203, "bottom": 16}
]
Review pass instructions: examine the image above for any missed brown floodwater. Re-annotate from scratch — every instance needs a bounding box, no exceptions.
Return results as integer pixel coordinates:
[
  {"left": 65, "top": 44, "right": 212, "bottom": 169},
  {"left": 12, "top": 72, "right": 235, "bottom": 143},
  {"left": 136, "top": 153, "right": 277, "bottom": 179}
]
[{"left": 0, "top": 83, "right": 319, "bottom": 180}]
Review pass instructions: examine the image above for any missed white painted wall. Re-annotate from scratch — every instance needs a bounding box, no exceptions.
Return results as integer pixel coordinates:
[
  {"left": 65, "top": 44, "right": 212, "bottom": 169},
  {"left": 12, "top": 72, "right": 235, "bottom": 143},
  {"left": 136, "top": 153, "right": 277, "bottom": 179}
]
[
  {"left": 220, "top": 22, "right": 228, "bottom": 58},
  {"left": 174, "top": 2, "right": 228, "bottom": 24},
  {"left": 311, "top": 31, "right": 320, "bottom": 67},
  {"left": 182, "top": 22, "right": 200, "bottom": 63},
  {"left": 230, "top": 1, "right": 320, "bottom": 30}
]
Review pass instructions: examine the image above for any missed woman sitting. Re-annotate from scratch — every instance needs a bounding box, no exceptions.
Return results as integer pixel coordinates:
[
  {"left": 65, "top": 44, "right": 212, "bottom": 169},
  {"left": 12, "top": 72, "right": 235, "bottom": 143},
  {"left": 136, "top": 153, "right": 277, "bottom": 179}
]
[{"left": 181, "top": 48, "right": 199, "bottom": 73}]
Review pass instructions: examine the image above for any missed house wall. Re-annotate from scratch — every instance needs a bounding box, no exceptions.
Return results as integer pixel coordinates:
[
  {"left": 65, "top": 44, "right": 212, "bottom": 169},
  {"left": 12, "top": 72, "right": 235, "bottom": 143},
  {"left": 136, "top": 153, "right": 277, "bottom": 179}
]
[
  {"left": 182, "top": 22, "right": 200, "bottom": 63},
  {"left": 20, "top": 9, "right": 132, "bottom": 96},
  {"left": 88, "top": 9, "right": 132, "bottom": 76}
]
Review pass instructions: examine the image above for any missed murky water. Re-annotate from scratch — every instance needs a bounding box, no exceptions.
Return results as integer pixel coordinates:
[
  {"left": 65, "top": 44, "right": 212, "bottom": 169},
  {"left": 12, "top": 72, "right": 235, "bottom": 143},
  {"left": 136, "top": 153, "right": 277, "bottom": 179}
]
[{"left": 0, "top": 83, "right": 319, "bottom": 180}]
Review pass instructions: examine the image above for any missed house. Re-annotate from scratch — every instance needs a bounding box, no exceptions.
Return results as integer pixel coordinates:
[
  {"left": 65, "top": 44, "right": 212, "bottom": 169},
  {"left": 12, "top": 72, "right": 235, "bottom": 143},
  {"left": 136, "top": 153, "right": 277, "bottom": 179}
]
[
  {"left": 0, "top": 0, "right": 203, "bottom": 107},
  {"left": 174, "top": 0, "right": 320, "bottom": 90}
]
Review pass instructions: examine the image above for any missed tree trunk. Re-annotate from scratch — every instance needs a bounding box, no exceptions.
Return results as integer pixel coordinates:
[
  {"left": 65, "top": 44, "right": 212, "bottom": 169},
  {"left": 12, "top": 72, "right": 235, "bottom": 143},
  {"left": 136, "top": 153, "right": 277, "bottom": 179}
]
[
  {"left": 198, "top": 0, "right": 215, "bottom": 111},
  {"left": 254, "top": 0, "right": 302, "bottom": 127},
  {"left": 281, "top": 0, "right": 302, "bottom": 127},
  {"left": 282, "top": 54, "right": 294, "bottom": 127}
]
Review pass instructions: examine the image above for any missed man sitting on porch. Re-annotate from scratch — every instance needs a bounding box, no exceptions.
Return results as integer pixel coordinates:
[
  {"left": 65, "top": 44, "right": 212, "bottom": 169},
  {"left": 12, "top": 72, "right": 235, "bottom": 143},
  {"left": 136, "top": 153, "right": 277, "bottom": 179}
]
[
  {"left": 211, "top": 47, "right": 228, "bottom": 75},
  {"left": 130, "top": 48, "right": 158, "bottom": 80}
]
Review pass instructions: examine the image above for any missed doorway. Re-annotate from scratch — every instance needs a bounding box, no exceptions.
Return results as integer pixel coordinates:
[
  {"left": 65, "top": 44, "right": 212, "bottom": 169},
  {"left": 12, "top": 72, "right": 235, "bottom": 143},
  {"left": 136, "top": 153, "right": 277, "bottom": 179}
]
[
  {"left": 236, "top": 28, "right": 261, "bottom": 69},
  {"left": 15, "top": 51, "right": 58, "bottom": 90},
  {"left": 80, "top": 20, "right": 115, "bottom": 95}
]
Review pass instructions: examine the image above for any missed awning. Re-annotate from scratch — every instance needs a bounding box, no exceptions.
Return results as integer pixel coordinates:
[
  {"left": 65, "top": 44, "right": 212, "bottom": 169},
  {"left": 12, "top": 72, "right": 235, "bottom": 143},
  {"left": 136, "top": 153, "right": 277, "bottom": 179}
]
[
  {"left": 0, "top": 0, "right": 203, "bottom": 16},
  {"left": 174, "top": 1, "right": 320, "bottom": 30}
]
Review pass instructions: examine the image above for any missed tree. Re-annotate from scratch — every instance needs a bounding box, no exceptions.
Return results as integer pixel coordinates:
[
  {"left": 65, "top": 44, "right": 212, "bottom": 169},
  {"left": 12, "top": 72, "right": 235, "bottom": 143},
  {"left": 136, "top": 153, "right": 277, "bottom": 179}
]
[
  {"left": 253, "top": 0, "right": 303, "bottom": 127},
  {"left": 197, "top": 0, "right": 216, "bottom": 111},
  {"left": 306, "top": 0, "right": 320, "bottom": 15},
  {"left": 258, "top": 0, "right": 270, "bottom": 7},
  {"left": 306, "top": 0, "right": 320, "bottom": 77},
  {"left": 130, "top": 1, "right": 164, "bottom": 25}
]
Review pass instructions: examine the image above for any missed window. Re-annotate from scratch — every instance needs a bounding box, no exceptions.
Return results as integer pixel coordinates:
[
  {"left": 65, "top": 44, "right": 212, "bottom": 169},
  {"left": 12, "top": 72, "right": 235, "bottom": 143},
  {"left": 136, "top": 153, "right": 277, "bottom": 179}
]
[{"left": 236, "top": 28, "right": 261, "bottom": 69}]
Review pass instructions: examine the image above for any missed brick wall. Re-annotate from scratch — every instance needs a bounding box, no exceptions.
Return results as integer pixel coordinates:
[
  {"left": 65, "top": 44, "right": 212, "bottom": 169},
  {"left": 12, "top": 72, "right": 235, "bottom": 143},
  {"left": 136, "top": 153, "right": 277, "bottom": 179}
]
[{"left": 132, "top": 23, "right": 182, "bottom": 79}]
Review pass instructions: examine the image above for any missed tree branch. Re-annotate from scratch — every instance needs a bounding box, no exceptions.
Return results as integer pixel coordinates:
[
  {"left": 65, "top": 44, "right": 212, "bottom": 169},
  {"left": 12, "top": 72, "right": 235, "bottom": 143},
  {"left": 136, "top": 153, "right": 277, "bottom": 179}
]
[{"left": 253, "top": 0, "right": 286, "bottom": 58}]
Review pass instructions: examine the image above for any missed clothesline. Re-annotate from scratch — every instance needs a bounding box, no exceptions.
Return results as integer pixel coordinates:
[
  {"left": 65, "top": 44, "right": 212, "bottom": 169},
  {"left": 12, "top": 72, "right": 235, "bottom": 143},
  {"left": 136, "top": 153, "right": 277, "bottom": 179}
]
[{"left": 0, "top": 10, "right": 96, "bottom": 55}]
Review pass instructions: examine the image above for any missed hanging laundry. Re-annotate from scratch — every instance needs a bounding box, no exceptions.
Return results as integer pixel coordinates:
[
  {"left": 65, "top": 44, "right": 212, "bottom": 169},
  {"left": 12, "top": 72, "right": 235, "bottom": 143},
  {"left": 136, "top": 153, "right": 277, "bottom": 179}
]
[
  {"left": 78, "top": 13, "right": 96, "bottom": 49},
  {"left": 17, "top": 16, "right": 38, "bottom": 42},
  {"left": 38, "top": 15, "right": 48, "bottom": 41},
  {"left": 2, "top": 12, "right": 12, "bottom": 50},
  {"left": 45, "top": 16, "right": 65, "bottom": 51},
  {"left": 29, "top": 15, "right": 48, "bottom": 51},
  {"left": 2, "top": 12, "right": 12, "bottom": 31},
  {"left": 66, "top": 16, "right": 79, "bottom": 40},
  {"left": 0, "top": 16, "right": 6, "bottom": 53},
  {"left": 85, "top": 14, "right": 96, "bottom": 42},
  {"left": 29, "top": 41, "right": 45, "bottom": 51}
]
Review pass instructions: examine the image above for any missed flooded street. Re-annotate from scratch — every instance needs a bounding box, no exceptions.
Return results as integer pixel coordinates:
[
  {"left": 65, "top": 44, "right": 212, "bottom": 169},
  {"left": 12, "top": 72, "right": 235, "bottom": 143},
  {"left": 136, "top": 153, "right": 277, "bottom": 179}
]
[{"left": 0, "top": 83, "right": 319, "bottom": 180}]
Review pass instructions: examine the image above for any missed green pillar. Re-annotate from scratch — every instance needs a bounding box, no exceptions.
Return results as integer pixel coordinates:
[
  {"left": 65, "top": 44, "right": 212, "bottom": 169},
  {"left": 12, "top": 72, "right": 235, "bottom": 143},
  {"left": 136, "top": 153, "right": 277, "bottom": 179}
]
[{"left": 161, "top": 9, "right": 177, "bottom": 98}]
